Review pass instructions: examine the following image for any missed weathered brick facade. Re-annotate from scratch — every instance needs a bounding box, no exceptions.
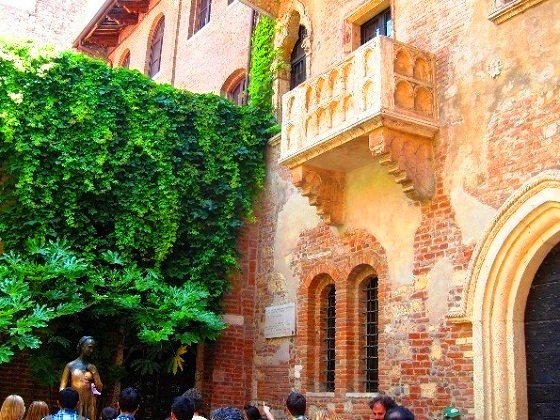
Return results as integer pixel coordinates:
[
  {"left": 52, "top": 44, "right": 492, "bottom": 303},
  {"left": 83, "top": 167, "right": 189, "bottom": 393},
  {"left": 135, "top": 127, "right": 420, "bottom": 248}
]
[{"left": 1, "top": 0, "right": 560, "bottom": 419}]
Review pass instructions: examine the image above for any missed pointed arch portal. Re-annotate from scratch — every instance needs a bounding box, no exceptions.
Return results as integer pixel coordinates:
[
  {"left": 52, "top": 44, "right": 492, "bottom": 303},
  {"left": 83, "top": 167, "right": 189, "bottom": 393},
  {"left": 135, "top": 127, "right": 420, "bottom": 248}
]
[{"left": 460, "top": 170, "right": 560, "bottom": 419}]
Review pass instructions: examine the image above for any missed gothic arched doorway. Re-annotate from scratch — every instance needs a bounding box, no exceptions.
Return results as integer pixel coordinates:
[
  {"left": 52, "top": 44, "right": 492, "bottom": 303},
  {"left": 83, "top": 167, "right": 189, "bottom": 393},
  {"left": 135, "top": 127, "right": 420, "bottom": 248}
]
[{"left": 525, "top": 243, "right": 560, "bottom": 419}]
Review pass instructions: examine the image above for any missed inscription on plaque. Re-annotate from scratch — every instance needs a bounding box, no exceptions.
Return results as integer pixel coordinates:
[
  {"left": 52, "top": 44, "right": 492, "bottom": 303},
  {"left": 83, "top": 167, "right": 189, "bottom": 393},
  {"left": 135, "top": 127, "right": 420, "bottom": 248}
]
[{"left": 265, "top": 303, "right": 296, "bottom": 338}]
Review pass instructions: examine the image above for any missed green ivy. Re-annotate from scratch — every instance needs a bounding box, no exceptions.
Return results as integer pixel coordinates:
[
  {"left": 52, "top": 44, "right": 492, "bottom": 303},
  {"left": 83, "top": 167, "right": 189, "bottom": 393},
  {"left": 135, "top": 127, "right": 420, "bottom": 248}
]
[
  {"left": 248, "top": 16, "right": 278, "bottom": 116},
  {"left": 0, "top": 38, "right": 276, "bottom": 380}
]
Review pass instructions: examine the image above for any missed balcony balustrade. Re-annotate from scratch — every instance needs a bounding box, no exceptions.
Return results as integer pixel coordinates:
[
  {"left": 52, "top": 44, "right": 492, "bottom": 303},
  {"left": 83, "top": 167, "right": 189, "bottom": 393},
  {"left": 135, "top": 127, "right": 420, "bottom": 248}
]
[{"left": 279, "top": 36, "right": 439, "bottom": 225}]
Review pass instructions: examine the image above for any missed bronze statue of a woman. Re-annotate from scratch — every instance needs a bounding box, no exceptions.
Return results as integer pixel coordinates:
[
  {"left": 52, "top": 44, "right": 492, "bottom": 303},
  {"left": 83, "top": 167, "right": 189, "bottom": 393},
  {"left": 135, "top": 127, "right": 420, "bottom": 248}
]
[{"left": 60, "top": 336, "right": 103, "bottom": 420}]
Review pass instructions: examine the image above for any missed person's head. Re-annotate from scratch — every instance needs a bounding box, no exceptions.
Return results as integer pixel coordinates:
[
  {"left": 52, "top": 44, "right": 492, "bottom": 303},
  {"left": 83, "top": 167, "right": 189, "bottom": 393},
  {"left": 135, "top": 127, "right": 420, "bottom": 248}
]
[
  {"left": 58, "top": 388, "right": 79, "bottom": 410},
  {"left": 210, "top": 407, "right": 244, "bottom": 420},
  {"left": 368, "top": 395, "right": 397, "bottom": 420},
  {"left": 243, "top": 405, "right": 261, "bottom": 420},
  {"left": 285, "top": 392, "right": 306, "bottom": 417},
  {"left": 100, "top": 406, "right": 119, "bottom": 420},
  {"left": 384, "top": 407, "right": 414, "bottom": 420},
  {"left": 314, "top": 408, "right": 339, "bottom": 420},
  {"left": 442, "top": 407, "right": 461, "bottom": 419},
  {"left": 171, "top": 396, "right": 195, "bottom": 420},
  {"left": 182, "top": 388, "right": 203, "bottom": 414},
  {"left": 119, "top": 387, "right": 141, "bottom": 414},
  {"left": 23, "top": 401, "right": 49, "bottom": 420},
  {"left": 77, "top": 335, "right": 95, "bottom": 357},
  {"left": 0, "top": 395, "right": 25, "bottom": 420}
]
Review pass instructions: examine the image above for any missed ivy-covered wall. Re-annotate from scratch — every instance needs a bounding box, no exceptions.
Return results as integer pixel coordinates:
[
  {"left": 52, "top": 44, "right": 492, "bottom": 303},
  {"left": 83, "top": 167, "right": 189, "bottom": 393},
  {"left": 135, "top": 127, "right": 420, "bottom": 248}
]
[{"left": 0, "top": 38, "right": 276, "bottom": 384}]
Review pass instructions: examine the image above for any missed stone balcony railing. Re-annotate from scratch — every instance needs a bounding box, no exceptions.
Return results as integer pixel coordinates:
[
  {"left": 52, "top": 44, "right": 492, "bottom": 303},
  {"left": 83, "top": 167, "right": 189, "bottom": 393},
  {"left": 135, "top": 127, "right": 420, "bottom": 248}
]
[{"left": 279, "top": 36, "right": 439, "bottom": 225}]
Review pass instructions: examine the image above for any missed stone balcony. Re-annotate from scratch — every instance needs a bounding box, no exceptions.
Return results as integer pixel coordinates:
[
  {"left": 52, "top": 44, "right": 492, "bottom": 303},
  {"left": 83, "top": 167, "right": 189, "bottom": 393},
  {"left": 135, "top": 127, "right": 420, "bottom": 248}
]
[{"left": 280, "top": 36, "right": 439, "bottom": 225}]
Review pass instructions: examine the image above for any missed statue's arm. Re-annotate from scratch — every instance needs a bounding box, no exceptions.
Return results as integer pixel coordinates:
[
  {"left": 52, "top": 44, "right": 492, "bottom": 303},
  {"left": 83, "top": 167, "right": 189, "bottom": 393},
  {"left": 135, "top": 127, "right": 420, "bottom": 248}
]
[
  {"left": 89, "top": 363, "right": 103, "bottom": 392},
  {"left": 59, "top": 364, "right": 70, "bottom": 390}
]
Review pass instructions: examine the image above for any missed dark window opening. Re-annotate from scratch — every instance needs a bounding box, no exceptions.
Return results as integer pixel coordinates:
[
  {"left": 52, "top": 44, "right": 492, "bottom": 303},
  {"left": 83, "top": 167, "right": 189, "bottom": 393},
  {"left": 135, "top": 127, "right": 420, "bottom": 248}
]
[
  {"left": 121, "top": 52, "right": 130, "bottom": 69},
  {"left": 361, "top": 8, "right": 392, "bottom": 44},
  {"left": 196, "top": 0, "right": 212, "bottom": 32},
  {"left": 228, "top": 77, "right": 247, "bottom": 106},
  {"left": 148, "top": 18, "right": 165, "bottom": 77},
  {"left": 290, "top": 25, "right": 307, "bottom": 89},
  {"left": 364, "top": 276, "right": 379, "bottom": 392},
  {"left": 324, "top": 285, "right": 336, "bottom": 392}
]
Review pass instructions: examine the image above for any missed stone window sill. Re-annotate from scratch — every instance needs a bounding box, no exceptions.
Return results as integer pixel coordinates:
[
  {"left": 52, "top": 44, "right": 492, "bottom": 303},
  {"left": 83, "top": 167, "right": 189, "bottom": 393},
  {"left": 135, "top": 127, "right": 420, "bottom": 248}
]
[{"left": 488, "top": 0, "right": 547, "bottom": 24}]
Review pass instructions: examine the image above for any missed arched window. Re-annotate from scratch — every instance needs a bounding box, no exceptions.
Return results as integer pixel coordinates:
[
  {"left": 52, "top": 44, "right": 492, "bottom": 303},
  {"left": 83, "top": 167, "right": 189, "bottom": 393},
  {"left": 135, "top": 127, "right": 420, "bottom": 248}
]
[
  {"left": 364, "top": 276, "right": 379, "bottom": 391},
  {"left": 290, "top": 25, "right": 307, "bottom": 90},
  {"left": 120, "top": 50, "right": 130, "bottom": 69},
  {"left": 323, "top": 284, "right": 336, "bottom": 392},
  {"left": 227, "top": 77, "right": 247, "bottom": 106},
  {"left": 148, "top": 17, "right": 165, "bottom": 77}
]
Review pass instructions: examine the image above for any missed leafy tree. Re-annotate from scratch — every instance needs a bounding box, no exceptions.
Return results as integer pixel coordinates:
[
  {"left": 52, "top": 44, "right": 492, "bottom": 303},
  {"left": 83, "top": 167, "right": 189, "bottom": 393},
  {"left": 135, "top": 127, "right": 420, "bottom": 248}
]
[{"left": 0, "top": 38, "right": 277, "bottom": 388}]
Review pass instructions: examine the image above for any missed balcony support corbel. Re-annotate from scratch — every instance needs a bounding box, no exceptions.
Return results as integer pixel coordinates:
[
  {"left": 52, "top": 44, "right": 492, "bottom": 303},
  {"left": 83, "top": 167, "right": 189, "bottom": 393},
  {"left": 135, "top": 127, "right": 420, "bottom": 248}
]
[
  {"left": 291, "top": 165, "right": 345, "bottom": 225},
  {"left": 369, "top": 126, "right": 435, "bottom": 202}
]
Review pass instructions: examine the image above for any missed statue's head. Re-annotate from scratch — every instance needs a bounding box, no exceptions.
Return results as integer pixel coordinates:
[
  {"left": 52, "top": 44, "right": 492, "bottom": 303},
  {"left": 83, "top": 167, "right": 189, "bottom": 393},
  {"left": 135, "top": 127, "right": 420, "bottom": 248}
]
[{"left": 77, "top": 335, "right": 95, "bottom": 356}]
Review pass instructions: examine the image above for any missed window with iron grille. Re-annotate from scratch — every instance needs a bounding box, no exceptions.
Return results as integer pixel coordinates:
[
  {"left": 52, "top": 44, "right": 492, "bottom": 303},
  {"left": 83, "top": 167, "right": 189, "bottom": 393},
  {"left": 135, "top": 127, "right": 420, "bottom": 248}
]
[
  {"left": 148, "top": 18, "right": 165, "bottom": 77},
  {"left": 324, "top": 285, "right": 336, "bottom": 392},
  {"left": 361, "top": 8, "right": 392, "bottom": 45},
  {"left": 196, "top": 0, "right": 212, "bottom": 32},
  {"left": 290, "top": 25, "right": 307, "bottom": 90},
  {"left": 364, "top": 276, "right": 379, "bottom": 392}
]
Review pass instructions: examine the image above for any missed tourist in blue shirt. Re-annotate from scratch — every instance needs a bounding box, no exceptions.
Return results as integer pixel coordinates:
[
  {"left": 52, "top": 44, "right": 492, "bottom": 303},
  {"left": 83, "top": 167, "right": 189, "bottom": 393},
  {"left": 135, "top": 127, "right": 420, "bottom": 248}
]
[
  {"left": 115, "top": 388, "right": 141, "bottom": 420},
  {"left": 43, "top": 388, "right": 86, "bottom": 420}
]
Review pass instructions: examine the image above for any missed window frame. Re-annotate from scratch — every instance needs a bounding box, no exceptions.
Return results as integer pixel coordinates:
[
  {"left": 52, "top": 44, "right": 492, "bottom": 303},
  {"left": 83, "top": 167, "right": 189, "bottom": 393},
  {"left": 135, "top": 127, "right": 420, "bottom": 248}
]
[
  {"left": 147, "top": 17, "right": 165, "bottom": 78},
  {"left": 195, "top": 0, "right": 212, "bottom": 32},
  {"left": 360, "top": 7, "right": 392, "bottom": 45},
  {"left": 289, "top": 25, "right": 307, "bottom": 90},
  {"left": 363, "top": 276, "right": 379, "bottom": 392},
  {"left": 344, "top": 0, "right": 392, "bottom": 52}
]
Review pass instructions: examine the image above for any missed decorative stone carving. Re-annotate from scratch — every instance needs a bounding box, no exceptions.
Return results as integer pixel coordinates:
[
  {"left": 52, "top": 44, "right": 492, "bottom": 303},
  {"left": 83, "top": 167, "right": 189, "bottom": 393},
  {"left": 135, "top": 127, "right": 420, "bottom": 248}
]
[
  {"left": 369, "top": 126, "right": 435, "bottom": 201},
  {"left": 291, "top": 165, "right": 345, "bottom": 225},
  {"left": 279, "top": 36, "right": 439, "bottom": 222}
]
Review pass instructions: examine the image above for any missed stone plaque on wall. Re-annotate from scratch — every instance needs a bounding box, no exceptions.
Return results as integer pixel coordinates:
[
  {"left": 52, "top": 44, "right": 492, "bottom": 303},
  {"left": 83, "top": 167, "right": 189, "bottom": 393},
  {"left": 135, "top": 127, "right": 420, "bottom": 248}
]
[{"left": 264, "top": 303, "right": 295, "bottom": 338}]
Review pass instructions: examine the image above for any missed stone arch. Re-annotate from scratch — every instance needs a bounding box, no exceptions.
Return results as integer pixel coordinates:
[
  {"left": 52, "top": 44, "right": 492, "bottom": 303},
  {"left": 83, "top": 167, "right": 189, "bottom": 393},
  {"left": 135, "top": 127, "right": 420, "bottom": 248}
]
[
  {"left": 275, "top": 1, "right": 312, "bottom": 58},
  {"left": 414, "top": 86, "right": 433, "bottom": 116},
  {"left": 462, "top": 170, "right": 560, "bottom": 419},
  {"left": 413, "top": 56, "right": 431, "bottom": 82},
  {"left": 220, "top": 68, "right": 246, "bottom": 97},
  {"left": 119, "top": 49, "right": 131, "bottom": 68},
  {"left": 394, "top": 48, "right": 413, "bottom": 77},
  {"left": 273, "top": 3, "right": 312, "bottom": 120},
  {"left": 298, "top": 263, "right": 340, "bottom": 391},
  {"left": 394, "top": 80, "right": 414, "bottom": 110}
]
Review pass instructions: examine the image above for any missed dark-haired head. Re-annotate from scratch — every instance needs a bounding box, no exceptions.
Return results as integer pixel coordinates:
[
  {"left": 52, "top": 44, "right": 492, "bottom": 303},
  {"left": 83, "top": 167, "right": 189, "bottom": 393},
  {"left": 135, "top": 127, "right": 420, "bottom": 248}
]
[
  {"left": 211, "top": 407, "right": 244, "bottom": 420},
  {"left": 182, "top": 388, "right": 203, "bottom": 413},
  {"left": 243, "top": 405, "right": 262, "bottom": 420},
  {"left": 171, "top": 396, "right": 195, "bottom": 420},
  {"left": 286, "top": 392, "right": 306, "bottom": 417},
  {"left": 119, "top": 387, "right": 141, "bottom": 413},
  {"left": 384, "top": 406, "right": 414, "bottom": 420},
  {"left": 368, "top": 395, "right": 397, "bottom": 411},
  {"left": 59, "top": 388, "right": 79, "bottom": 410},
  {"left": 100, "top": 406, "right": 119, "bottom": 420}
]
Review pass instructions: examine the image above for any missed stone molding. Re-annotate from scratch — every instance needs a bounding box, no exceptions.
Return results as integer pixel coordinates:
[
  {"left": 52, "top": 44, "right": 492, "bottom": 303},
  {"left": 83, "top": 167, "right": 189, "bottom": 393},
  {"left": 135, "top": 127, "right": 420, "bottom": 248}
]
[
  {"left": 488, "top": 0, "right": 548, "bottom": 24},
  {"left": 449, "top": 170, "right": 560, "bottom": 323},
  {"left": 448, "top": 170, "right": 560, "bottom": 419}
]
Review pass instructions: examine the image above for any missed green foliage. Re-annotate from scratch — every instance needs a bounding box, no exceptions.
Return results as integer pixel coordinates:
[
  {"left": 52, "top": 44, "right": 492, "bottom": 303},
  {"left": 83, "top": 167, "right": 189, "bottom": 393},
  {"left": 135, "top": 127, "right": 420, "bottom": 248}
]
[
  {"left": 248, "top": 16, "right": 278, "bottom": 115},
  {"left": 0, "top": 38, "right": 276, "bottom": 381}
]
